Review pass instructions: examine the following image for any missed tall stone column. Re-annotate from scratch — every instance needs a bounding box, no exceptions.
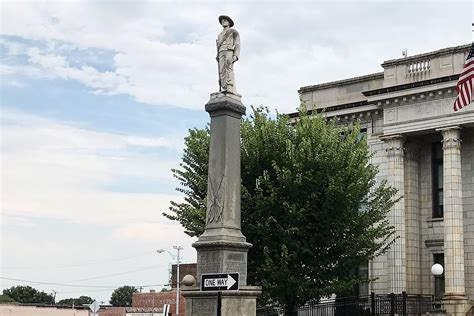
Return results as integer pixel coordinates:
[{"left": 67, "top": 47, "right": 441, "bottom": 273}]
[
  {"left": 382, "top": 135, "right": 407, "bottom": 293},
  {"left": 438, "top": 126, "right": 468, "bottom": 315},
  {"left": 182, "top": 93, "right": 261, "bottom": 316},
  {"left": 404, "top": 142, "right": 421, "bottom": 294}
]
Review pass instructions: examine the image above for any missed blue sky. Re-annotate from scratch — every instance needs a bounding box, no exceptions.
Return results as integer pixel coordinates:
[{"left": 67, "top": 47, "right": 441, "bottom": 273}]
[{"left": 1, "top": 0, "right": 472, "bottom": 304}]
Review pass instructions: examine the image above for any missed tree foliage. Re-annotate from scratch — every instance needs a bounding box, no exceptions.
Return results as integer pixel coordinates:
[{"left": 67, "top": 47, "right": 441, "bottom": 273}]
[
  {"left": 163, "top": 127, "right": 209, "bottom": 237},
  {"left": 0, "top": 294, "right": 16, "bottom": 304},
  {"left": 2, "top": 286, "right": 54, "bottom": 304},
  {"left": 109, "top": 286, "right": 137, "bottom": 307},
  {"left": 57, "top": 296, "right": 93, "bottom": 307},
  {"left": 163, "top": 107, "right": 397, "bottom": 315}
]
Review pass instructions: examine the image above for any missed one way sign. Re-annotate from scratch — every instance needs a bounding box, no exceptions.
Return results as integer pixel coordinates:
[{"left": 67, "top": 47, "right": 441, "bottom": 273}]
[{"left": 201, "top": 273, "right": 239, "bottom": 291}]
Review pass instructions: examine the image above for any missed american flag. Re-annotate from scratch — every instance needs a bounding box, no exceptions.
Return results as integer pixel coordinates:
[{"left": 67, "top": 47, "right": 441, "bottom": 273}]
[{"left": 453, "top": 43, "right": 474, "bottom": 111}]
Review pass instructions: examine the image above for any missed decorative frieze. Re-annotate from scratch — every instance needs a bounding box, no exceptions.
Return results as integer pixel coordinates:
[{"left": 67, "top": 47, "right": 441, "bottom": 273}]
[{"left": 375, "top": 88, "right": 456, "bottom": 107}]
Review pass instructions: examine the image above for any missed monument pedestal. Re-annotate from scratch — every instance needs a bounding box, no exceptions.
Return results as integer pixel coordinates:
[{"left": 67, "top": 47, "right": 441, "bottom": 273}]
[
  {"left": 194, "top": 240, "right": 252, "bottom": 289},
  {"left": 184, "top": 93, "right": 261, "bottom": 315},
  {"left": 182, "top": 287, "right": 261, "bottom": 316}
]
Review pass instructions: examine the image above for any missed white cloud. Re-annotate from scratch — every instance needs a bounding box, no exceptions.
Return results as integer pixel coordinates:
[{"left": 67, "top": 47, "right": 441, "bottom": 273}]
[
  {"left": 125, "top": 135, "right": 176, "bottom": 148},
  {"left": 113, "top": 222, "right": 195, "bottom": 243},
  {"left": 26, "top": 47, "right": 129, "bottom": 94},
  {"left": 1, "top": 110, "right": 184, "bottom": 226}
]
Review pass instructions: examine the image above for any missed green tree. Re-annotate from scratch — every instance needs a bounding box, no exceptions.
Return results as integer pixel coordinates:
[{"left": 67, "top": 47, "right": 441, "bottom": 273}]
[
  {"left": 164, "top": 127, "right": 209, "bottom": 237},
  {"left": 57, "top": 296, "right": 93, "bottom": 307},
  {"left": 164, "top": 107, "right": 397, "bottom": 315},
  {"left": 0, "top": 294, "right": 16, "bottom": 304},
  {"left": 109, "top": 286, "right": 137, "bottom": 307},
  {"left": 2, "top": 286, "right": 54, "bottom": 304}
]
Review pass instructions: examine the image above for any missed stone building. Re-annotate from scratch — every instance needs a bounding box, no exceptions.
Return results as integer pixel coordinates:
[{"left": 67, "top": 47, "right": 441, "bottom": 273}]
[{"left": 296, "top": 43, "right": 473, "bottom": 315}]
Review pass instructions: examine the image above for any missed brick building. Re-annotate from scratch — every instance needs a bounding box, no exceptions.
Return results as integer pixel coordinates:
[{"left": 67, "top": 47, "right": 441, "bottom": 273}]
[
  {"left": 98, "top": 306, "right": 125, "bottom": 316},
  {"left": 132, "top": 290, "right": 184, "bottom": 315},
  {"left": 296, "top": 43, "right": 473, "bottom": 315},
  {"left": 170, "top": 263, "right": 197, "bottom": 289}
]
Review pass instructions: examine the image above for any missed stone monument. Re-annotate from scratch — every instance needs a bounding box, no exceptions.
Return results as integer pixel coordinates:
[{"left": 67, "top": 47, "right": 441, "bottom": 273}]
[{"left": 181, "top": 15, "right": 261, "bottom": 316}]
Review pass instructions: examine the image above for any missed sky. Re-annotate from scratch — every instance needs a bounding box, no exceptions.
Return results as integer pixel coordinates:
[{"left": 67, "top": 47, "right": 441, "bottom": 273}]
[{"left": 0, "top": 0, "right": 472, "bottom": 305}]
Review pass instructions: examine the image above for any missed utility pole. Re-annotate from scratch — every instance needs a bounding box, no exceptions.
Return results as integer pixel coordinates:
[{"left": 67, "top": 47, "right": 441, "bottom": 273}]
[
  {"left": 157, "top": 246, "right": 184, "bottom": 316},
  {"left": 51, "top": 290, "right": 56, "bottom": 304},
  {"left": 173, "top": 245, "right": 183, "bottom": 316}
]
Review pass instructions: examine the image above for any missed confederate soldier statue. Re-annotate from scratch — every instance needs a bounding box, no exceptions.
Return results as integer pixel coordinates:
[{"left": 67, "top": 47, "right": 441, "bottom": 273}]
[{"left": 216, "top": 15, "right": 240, "bottom": 94}]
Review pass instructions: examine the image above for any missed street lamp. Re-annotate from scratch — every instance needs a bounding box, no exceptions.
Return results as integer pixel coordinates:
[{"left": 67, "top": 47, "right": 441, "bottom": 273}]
[
  {"left": 430, "top": 263, "right": 446, "bottom": 314},
  {"left": 157, "top": 246, "right": 183, "bottom": 316}
]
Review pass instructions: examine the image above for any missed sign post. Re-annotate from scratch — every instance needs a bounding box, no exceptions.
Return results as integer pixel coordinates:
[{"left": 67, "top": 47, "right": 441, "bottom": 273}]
[
  {"left": 162, "top": 303, "right": 170, "bottom": 316},
  {"left": 88, "top": 300, "right": 100, "bottom": 316}
]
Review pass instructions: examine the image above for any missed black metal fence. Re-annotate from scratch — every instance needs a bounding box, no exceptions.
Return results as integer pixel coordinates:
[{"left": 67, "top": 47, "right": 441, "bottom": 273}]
[{"left": 257, "top": 292, "right": 434, "bottom": 316}]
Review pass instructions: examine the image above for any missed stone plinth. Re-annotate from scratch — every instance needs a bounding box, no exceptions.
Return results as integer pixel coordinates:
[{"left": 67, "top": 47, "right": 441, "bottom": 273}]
[{"left": 186, "top": 92, "right": 261, "bottom": 316}]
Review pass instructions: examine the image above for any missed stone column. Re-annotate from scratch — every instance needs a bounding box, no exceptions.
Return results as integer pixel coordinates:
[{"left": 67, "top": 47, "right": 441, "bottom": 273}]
[
  {"left": 438, "top": 126, "right": 469, "bottom": 315},
  {"left": 382, "top": 135, "right": 407, "bottom": 293},
  {"left": 404, "top": 142, "right": 421, "bottom": 294},
  {"left": 182, "top": 93, "right": 261, "bottom": 316}
]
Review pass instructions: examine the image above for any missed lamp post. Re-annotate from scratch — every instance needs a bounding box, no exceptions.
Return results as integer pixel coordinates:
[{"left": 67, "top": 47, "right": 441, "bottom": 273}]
[
  {"left": 157, "top": 246, "right": 183, "bottom": 316},
  {"left": 430, "top": 263, "right": 446, "bottom": 313}
]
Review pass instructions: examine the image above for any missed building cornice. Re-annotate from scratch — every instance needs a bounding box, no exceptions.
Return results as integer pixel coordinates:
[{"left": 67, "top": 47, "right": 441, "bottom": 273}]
[
  {"left": 362, "top": 74, "right": 459, "bottom": 97},
  {"left": 288, "top": 100, "right": 371, "bottom": 118},
  {"left": 369, "top": 83, "right": 457, "bottom": 107},
  {"left": 298, "top": 72, "right": 384, "bottom": 93},
  {"left": 288, "top": 102, "right": 382, "bottom": 125}
]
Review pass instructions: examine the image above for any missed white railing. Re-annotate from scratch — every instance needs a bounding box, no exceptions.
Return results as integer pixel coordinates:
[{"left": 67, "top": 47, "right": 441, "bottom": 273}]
[{"left": 407, "top": 59, "right": 431, "bottom": 75}]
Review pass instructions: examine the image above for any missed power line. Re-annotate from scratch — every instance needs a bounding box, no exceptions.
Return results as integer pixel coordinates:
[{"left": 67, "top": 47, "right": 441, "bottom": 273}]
[
  {"left": 54, "top": 284, "right": 170, "bottom": 295},
  {"left": 54, "top": 288, "right": 120, "bottom": 294},
  {"left": 0, "top": 277, "right": 169, "bottom": 289},
  {"left": 0, "top": 277, "right": 121, "bottom": 288},
  {"left": 59, "top": 264, "right": 164, "bottom": 283},
  {"left": 2, "top": 251, "right": 157, "bottom": 270}
]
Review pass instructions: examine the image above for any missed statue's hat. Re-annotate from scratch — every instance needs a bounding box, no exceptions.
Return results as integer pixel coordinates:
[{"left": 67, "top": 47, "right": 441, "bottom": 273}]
[{"left": 218, "top": 15, "right": 234, "bottom": 27}]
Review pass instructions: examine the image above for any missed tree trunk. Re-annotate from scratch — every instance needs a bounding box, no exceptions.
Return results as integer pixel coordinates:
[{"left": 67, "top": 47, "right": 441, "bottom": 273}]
[{"left": 284, "top": 302, "right": 297, "bottom": 316}]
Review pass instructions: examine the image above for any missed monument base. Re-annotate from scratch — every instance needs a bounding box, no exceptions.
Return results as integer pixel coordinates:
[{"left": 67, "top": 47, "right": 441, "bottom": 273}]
[
  {"left": 206, "top": 92, "right": 245, "bottom": 115},
  {"left": 442, "top": 294, "right": 471, "bottom": 316},
  {"left": 182, "top": 286, "right": 261, "bottom": 316}
]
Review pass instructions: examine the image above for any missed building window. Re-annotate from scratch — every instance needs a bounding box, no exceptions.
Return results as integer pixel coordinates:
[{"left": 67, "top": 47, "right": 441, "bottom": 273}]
[
  {"left": 353, "top": 262, "right": 369, "bottom": 297},
  {"left": 432, "top": 142, "right": 443, "bottom": 218},
  {"left": 356, "top": 128, "right": 367, "bottom": 143},
  {"left": 433, "top": 254, "right": 445, "bottom": 301}
]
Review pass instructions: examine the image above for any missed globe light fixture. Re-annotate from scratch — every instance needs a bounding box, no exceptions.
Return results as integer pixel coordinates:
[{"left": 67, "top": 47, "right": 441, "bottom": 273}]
[{"left": 431, "top": 263, "right": 444, "bottom": 276}]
